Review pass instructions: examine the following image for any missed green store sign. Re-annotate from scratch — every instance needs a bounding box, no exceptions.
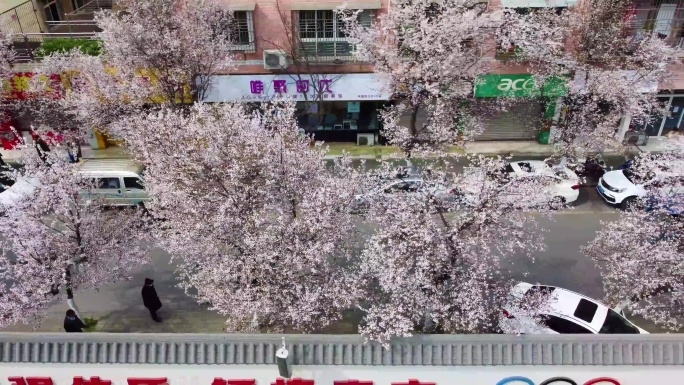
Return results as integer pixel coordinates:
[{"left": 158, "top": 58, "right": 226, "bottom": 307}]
[{"left": 474, "top": 74, "right": 568, "bottom": 98}]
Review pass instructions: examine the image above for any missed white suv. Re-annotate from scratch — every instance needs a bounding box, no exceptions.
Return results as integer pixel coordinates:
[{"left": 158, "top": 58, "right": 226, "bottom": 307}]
[{"left": 598, "top": 169, "right": 684, "bottom": 211}]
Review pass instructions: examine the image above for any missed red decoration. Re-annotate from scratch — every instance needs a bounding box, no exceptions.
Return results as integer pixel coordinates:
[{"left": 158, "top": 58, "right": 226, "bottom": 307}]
[
  {"left": 392, "top": 381, "right": 436, "bottom": 385},
  {"left": 8, "top": 377, "right": 54, "bottom": 385},
  {"left": 127, "top": 378, "right": 168, "bottom": 385},
  {"left": 334, "top": 381, "right": 374, "bottom": 385},
  {"left": 0, "top": 111, "right": 19, "bottom": 150},
  {"left": 584, "top": 379, "right": 620, "bottom": 385},
  {"left": 212, "top": 379, "right": 256, "bottom": 385},
  {"left": 1, "top": 72, "right": 62, "bottom": 101},
  {"left": 73, "top": 377, "right": 112, "bottom": 385},
  {"left": 271, "top": 379, "right": 315, "bottom": 385}
]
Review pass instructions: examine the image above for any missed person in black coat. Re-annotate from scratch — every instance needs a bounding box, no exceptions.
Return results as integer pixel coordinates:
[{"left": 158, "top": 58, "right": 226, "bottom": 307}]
[
  {"left": 141, "top": 278, "right": 162, "bottom": 322},
  {"left": 63, "top": 309, "right": 85, "bottom": 332},
  {"left": 32, "top": 134, "right": 50, "bottom": 164}
]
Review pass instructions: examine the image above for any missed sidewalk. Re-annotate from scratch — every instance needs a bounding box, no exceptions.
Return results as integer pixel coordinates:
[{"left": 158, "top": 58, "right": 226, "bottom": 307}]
[
  {"left": 323, "top": 137, "right": 678, "bottom": 159},
  {"left": 1, "top": 138, "right": 678, "bottom": 164},
  {"left": 1, "top": 145, "right": 129, "bottom": 165},
  {"left": 1, "top": 246, "right": 361, "bottom": 334}
]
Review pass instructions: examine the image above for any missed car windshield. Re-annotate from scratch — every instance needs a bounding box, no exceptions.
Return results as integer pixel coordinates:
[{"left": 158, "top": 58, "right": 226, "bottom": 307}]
[
  {"left": 622, "top": 169, "right": 635, "bottom": 184},
  {"left": 599, "top": 309, "right": 640, "bottom": 334}
]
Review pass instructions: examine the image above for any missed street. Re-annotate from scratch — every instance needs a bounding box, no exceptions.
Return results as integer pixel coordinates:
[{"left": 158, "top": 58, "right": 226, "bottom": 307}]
[{"left": 4, "top": 186, "right": 642, "bottom": 334}]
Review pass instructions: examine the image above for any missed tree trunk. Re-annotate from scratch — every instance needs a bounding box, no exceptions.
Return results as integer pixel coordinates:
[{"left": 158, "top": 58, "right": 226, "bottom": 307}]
[
  {"left": 405, "top": 104, "right": 420, "bottom": 158},
  {"left": 614, "top": 284, "right": 675, "bottom": 313},
  {"left": 64, "top": 265, "right": 83, "bottom": 320},
  {"left": 409, "top": 105, "right": 419, "bottom": 138},
  {"left": 65, "top": 287, "right": 83, "bottom": 320}
]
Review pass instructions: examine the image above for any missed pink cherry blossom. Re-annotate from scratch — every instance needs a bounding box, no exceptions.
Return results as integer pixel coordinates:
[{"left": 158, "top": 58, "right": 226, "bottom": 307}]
[
  {"left": 31, "top": 0, "right": 234, "bottom": 136},
  {"left": 0, "top": 30, "right": 14, "bottom": 78},
  {"left": 0, "top": 143, "right": 151, "bottom": 327},
  {"left": 584, "top": 137, "right": 684, "bottom": 330},
  {"left": 112, "top": 102, "right": 367, "bottom": 333},
  {"left": 354, "top": 156, "right": 558, "bottom": 341},
  {"left": 339, "top": 1, "right": 509, "bottom": 156},
  {"left": 506, "top": 2, "right": 679, "bottom": 159}
]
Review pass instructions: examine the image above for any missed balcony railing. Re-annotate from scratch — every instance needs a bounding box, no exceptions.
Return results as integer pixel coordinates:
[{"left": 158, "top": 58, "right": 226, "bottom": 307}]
[
  {"left": 45, "top": 20, "right": 100, "bottom": 35},
  {"left": 298, "top": 39, "right": 360, "bottom": 63},
  {"left": 67, "top": 0, "right": 118, "bottom": 15},
  {"left": 10, "top": 33, "right": 98, "bottom": 63}
]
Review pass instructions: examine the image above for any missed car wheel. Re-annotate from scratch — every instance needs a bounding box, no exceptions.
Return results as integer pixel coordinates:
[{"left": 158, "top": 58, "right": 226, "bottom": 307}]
[
  {"left": 621, "top": 196, "right": 638, "bottom": 211},
  {"left": 551, "top": 196, "right": 566, "bottom": 209}
]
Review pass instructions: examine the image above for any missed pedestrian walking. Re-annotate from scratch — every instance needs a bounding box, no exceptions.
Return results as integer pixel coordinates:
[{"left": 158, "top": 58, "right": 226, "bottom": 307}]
[
  {"left": 66, "top": 140, "right": 82, "bottom": 163},
  {"left": 32, "top": 133, "right": 50, "bottom": 164},
  {"left": 142, "top": 278, "right": 162, "bottom": 322},
  {"left": 63, "top": 309, "right": 86, "bottom": 332}
]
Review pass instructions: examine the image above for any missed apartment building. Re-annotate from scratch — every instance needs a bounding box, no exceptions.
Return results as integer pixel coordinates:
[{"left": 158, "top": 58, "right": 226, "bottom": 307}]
[
  {"left": 2, "top": 0, "right": 684, "bottom": 144},
  {"left": 201, "top": 0, "right": 390, "bottom": 143},
  {"left": 194, "top": 0, "right": 684, "bottom": 143}
]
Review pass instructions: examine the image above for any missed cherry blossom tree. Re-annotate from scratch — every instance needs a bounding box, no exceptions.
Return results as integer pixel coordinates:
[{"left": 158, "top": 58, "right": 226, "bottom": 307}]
[
  {"left": 0, "top": 146, "right": 150, "bottom": 327},
  {"left": 0, "top": 30, "right": 14, "bottom": 78},
  {"left": 112, "top": 102, "right": 367, "bottom": 333},
  {"left": 340, "top": 0, "right": 509, "bottom": 156},
  {"left": 583, "top": 138, "right": 684, "bottom": 330},
  {"left": 507, "top": 0, "right": 679, "bottom": 159},
  {"left": 31, "top": 0, "right": 234, "bottom": 136},
  {"left": 354, "top": 156, "right": 558, "bottom": 341},
  {"left": 0, "top": 30, "right": 16, "bottom": 128}
]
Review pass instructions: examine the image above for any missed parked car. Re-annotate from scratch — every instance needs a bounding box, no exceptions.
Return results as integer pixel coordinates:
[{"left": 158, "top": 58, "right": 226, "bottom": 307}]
[
  {"left": 351, "top": 177, "right": 453, "bottom": 213},
  {"left": 0, "top": 160, "right": 149, "bottom": 209},
  {"left": 598, "top": 169, "right": 683, "bottom": 211},
  {"left": 0, "top": 177, "right": 39, "bottom": 209},
  {"left": 508, "top": 161, "right": 580, "bottom": 203},
  {"left": 455, "top": 160, "right": 580, "bottom": 208},
  {"left": 501, "top": 282, "right": 648, "bottom": 335},
  {"left": 76, "top": 159, "right": 149, "bottom": 206}
]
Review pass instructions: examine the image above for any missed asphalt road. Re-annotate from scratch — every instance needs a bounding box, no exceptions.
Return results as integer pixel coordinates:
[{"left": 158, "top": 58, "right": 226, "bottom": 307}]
[{"left": 3, "top": 185, "right": 638, "bottom": 333}]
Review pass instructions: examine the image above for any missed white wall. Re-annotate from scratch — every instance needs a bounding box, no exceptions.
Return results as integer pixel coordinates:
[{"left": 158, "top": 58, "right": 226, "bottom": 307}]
[{"left": 0, "top": 363, "right": 681, "bottom": 385}]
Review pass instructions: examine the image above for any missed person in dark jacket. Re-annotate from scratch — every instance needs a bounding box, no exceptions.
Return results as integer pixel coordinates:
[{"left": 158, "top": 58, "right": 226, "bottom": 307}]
[
  {"left": 32, "top": 133, "right": 50, "bottom": 164},
  {"left": 63, "top": 309, "right": 85, "bottom": 332},
  {"left": 141, "top": 278, "right": 162, "bottom": 322}
]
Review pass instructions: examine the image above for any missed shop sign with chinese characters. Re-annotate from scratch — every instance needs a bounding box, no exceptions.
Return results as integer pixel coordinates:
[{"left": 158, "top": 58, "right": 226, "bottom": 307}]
[
  {"left": 0, "top": 364, "right": 679, "bottom": 385},
  {"left": 201, "top": 74, "right": 391, "bottom": 102}
]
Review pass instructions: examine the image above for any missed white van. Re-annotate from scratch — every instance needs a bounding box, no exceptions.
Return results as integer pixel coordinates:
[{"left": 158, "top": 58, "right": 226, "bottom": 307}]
[{"left": 76, "top": 159, "right": 149, "bottom": 206}]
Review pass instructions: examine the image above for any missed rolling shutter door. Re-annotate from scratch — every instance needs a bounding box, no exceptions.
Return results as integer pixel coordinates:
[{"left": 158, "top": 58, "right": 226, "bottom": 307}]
[{"left": 474, "top": 99, "right": 542, "bottom": 141}]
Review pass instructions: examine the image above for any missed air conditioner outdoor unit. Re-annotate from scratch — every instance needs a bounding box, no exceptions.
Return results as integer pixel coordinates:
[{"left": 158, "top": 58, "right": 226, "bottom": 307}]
[
  {"left": 357, "top": 133, "right": 375, "bottom": 146},
  {"left": 263, "top": 49, "right": 287, "bottom": 70}
]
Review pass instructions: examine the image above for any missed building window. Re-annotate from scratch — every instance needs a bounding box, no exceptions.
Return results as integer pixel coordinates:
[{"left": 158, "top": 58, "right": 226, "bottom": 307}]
[
  {"left": 629, "top": 2, "right": 684, "bottom": 50},
  {"left": 41, "top": 0, "right": 61, "bottom": 22},
  {"left": 71, "top": 0, "right": 87, "bottom": 12},
  {"left": 297, "top": 10, "right": 372, "bottom": 61},
  {"left": 230, "top": 11, "right": 255, "bottom": 49},
  {"left": 215, "top": 10, "right": 255, "bottom": 52}
]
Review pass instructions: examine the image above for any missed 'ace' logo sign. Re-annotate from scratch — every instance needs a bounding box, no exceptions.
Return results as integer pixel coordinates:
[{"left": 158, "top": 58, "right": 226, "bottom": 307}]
[{"left": 496, "top": 77, "right": 537, "bottom": 93}]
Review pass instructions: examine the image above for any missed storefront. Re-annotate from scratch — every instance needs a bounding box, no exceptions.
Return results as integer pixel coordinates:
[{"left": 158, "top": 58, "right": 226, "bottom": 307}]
[
  {"left": 1, "top": 71, "right": 62, "bottom": 149},
  {"left": 473, "top": 74, "right": 567, "bottom": 141},
  {"left": 630, "top": 91, "right": 684, "bottom": 137},
  {"left": 202, "top": 73, "right": 391, "bottom": 144}
]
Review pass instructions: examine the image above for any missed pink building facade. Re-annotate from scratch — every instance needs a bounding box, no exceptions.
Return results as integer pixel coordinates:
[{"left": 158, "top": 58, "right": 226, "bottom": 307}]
[{"left": 209, "top": 0, "right": 684, "bottom": 143}]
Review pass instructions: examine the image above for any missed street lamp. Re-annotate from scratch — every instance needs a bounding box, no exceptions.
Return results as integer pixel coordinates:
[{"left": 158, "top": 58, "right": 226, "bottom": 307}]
[{"left": 276, "top": 337, "right": 291, "bottom": 379}]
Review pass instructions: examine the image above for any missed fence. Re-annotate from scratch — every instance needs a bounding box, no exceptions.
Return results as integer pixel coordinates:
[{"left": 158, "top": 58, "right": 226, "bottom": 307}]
[
  {"left": 67, "top": 0, "right": 117, "bottom": 15},
  {"left": 10, "top": 32, "right": 98, "bottom": 63},
  {"left": 0, "top": 1, "right": 43, "bottom": 36}
]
